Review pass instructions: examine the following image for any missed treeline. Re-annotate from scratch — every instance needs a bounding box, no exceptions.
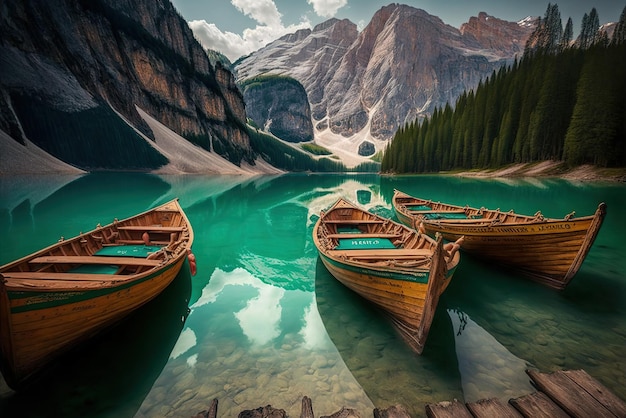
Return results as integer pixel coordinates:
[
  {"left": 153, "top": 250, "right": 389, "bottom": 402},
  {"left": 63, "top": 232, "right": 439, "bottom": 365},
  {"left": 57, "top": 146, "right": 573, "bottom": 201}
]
[{"left": 382, "top": 4, "right": 626, "bottom": 173}]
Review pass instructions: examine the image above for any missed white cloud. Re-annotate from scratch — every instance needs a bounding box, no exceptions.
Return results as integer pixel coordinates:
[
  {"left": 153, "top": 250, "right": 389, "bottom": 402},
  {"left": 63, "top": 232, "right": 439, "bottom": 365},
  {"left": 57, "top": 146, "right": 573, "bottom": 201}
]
[
  {"left": 307, "top": 0, "right": 348, "bottom": 18},
  {"left": 188, "top": 20, "right": 253, "bottom": 61},
  {"left": 188, "top": 0, "right": 312, "bottom": 61},
  {"left": 231, "top": 0, "right": 283, "bottom": 27}
]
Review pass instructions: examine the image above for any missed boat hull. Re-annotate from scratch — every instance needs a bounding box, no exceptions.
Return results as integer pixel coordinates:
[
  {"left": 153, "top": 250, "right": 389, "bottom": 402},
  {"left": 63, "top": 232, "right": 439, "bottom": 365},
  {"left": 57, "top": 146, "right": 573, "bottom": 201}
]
[
  {"left": 318, "top": 252, "right": 454, "bottom": 353},
  {"left": 421, "top": 219, "right": 602, "bottom": 289},
  {"left": 0, "top": 257, "right": 185, "bottom": 389},
  {"left": 392, "top": 190, "right": 606, "bottom": 290},
  {"left": 0, "top": 199, "right": 194, "bottom": 389},
  {"left": 313, "top": 198, "right": 459, "bottom": 354}
]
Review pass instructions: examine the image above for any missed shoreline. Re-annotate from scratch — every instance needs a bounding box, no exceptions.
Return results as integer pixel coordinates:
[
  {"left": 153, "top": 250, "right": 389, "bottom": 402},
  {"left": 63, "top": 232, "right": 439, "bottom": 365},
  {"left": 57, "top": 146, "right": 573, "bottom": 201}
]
[{"left": 448, "top": 161, "right": 626, "bottom": 183}]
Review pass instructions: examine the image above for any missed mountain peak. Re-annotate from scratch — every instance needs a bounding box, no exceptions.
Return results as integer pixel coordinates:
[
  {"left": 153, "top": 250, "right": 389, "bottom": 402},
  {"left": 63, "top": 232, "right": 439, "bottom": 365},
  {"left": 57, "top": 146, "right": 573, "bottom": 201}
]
[
  {"left": 236, "top": 5, "right": 535, "bottom": 165},
  {"left": 460, "top": 12, "right": 536, "bottom": 56}
]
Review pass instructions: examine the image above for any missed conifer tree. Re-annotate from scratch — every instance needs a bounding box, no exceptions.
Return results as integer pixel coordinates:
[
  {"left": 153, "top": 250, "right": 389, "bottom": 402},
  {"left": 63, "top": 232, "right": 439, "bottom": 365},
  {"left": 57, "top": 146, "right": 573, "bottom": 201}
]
[
  {"left": 525, "top": 3, "right": 563, "bottom": 54},
  {"left": 577, "top": 8, "right": 600, "bottom": 49},
  {"left": 564, "top": 45, "right": 623, "bottom": 166},
  {"left": 613, "top": 5, "right": 626, "bottom": 44},
  {"left": 544, "top": 3, "right": 563, "bottom": 52},
  {"left": 578, "top": 13, "right": 590, "bottom": 48},
  {"left": 561, "top": 18, "right": 573, "bottom": 49}
]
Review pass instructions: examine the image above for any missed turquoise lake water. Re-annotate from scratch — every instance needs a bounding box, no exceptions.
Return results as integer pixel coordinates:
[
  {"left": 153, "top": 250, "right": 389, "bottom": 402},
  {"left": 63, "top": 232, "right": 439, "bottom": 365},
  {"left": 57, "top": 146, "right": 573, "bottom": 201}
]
[{"left": 0, "top": 173, "right": 624, "bottom": 417}]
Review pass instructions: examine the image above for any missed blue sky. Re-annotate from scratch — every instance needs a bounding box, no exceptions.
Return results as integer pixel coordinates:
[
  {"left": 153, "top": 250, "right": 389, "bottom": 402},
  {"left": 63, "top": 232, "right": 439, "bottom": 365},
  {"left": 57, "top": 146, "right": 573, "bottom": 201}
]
[{"left": 170, "top": 0, "right": 624, "bottom": 61}]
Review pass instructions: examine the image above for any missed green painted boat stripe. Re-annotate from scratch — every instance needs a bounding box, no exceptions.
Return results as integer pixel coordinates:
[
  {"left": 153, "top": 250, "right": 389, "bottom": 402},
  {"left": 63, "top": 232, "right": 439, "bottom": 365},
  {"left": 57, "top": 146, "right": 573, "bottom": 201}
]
[
  {"left": 8, "top": 262, "right": 178, "bottom": 314},
  {"left": 322, "top": 254, "right": 429, "bottom": 284}
]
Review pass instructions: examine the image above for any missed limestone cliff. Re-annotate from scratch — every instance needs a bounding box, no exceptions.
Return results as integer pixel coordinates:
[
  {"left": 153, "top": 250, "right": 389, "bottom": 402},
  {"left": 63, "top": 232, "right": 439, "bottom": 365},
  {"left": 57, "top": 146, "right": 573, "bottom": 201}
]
[
  {"left": 242, "top": 76, "right": 313, "bottom": 143},
  {"left": 0, "top": 0, "right": 254, "bottom": 172}
]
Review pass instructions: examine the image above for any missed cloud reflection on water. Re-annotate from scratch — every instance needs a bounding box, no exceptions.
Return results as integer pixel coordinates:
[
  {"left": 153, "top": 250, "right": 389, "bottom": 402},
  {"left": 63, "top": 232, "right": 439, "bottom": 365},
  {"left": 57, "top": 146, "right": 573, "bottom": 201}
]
[{"left": 448, "top": 308, "right": 535, "bottom": 402}]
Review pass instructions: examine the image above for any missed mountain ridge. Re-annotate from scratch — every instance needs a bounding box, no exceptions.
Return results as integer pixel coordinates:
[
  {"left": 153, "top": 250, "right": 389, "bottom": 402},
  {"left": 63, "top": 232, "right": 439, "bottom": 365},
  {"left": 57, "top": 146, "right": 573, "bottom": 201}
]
[{"left": 235, "top": 4, "right": 537, "bottom": 165}]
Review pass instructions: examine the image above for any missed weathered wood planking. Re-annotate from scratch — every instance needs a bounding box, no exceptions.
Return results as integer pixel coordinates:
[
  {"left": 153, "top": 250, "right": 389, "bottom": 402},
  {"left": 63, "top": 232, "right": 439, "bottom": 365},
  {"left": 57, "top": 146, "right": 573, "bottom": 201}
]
[
  {"left": 527, "top": 369, "right": 621, "bottom": 418},
  {"left": 190, "top": 372, "right": 625, "bottom": 418},
  {"left": 301, "top": 396, "right": 314, "bottom": 418},
  {"left": 562, "top": 369, "right": 626, "bottom": 418},
  {"left": 425, "top": 399, "right": 474, "bottom": 418},
  {"left": 509, "top": 392, "right": 570, "bottom": 418},
  {"left": 426, "top": 369, "right": 625, "bottom": 418},
  {"left": 466, "top": 398, "right": 523, "bottom": 417}
]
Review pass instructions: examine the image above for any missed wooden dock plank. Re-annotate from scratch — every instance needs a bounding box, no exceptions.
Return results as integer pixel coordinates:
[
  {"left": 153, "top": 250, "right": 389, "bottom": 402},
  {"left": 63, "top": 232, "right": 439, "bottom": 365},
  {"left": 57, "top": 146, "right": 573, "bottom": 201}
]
[
  {"left": 425, "top": 400, "right": 474, "bottom": 418},
  {"left": 527, "top": 369, "right": 616, "bottom": 418},
  {"left": 563, "top": 369, "right": 626, "bottom": 418},
  {"left": 509, "top": 392, "right": 570, "bottom": 418},
  {"left": 466, "top": 398, "right": 523, "bottom": 417}
]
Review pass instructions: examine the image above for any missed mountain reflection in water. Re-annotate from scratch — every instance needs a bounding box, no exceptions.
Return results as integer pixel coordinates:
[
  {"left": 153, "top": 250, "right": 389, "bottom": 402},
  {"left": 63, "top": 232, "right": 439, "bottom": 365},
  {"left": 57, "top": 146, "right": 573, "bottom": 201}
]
[{"left": 0, "top": 173, "right": 624, "bottom": 418}]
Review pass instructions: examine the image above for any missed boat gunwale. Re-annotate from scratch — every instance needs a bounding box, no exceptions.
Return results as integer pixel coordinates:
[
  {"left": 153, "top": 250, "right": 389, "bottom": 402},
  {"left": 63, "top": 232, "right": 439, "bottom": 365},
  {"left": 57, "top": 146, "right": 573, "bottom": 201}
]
[{"left": 392, "top": 189, "right": 606, "bottom": 227}]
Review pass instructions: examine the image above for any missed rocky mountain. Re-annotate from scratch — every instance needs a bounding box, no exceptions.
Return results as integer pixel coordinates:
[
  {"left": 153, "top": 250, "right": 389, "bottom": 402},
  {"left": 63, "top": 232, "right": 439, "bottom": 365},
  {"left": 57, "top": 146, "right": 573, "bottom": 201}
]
[
  {"left": 235, "top": 5, "right": 536, "bottom": 158},
  {"left": 241, "top": 76, "right": 313, "bottom": 143},
  {"left": 0, "top": 0, "right": 259, "bottom": 174}
]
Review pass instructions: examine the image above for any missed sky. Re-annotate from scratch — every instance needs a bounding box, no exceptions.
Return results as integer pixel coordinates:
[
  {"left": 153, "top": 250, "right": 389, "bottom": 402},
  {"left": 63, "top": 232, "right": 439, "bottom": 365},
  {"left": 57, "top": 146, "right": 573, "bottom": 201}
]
[{"left": 170, "top": 0, "right": 625, "bottom": 61}]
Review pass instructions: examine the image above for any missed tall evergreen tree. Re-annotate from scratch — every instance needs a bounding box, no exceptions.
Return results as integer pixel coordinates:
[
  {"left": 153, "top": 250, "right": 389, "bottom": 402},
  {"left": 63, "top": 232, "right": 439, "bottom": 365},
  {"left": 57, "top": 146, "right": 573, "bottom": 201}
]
[
  {"left": 612, "top": 5, "right": 626, "bottom": 44},
  {"left": 578, "top": 13, "right": 591, "bottom": 48},
  {"left": 525, "top": 3, "right": 562, "bottom": 54},
  {"left": 545, "top": 3, "right": 563, "bottom": 52},
  {"left": 577, "top": 8, "right": 600, "bottom": 48},
  {"left": 561, "top": 18, "right": 574, "bottom": 49}
]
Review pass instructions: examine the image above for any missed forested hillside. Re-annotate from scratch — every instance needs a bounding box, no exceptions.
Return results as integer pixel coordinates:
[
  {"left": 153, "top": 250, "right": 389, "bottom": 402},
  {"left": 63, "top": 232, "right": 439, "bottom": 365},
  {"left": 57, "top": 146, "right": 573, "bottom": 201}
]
[{"left": 382, "top": 5, "right": 626, "bottom": 174}]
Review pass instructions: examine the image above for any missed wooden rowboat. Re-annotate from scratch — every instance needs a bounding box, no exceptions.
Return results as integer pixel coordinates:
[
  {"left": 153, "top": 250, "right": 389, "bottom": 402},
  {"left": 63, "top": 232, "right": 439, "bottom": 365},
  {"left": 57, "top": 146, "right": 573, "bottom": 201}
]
[
  {"left": 392, "top": 189, "right": 607, "bottom": 290},
  {"left": 0, "top": 199, "right": 194, "bottom": 390},
  {"left": 312, "top": 198, "right": 462, "bottom": 354}
]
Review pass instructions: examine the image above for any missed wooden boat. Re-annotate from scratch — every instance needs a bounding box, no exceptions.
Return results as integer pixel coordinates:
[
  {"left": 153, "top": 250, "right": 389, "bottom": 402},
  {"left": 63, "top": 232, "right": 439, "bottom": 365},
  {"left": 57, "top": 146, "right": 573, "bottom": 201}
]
[
  {"left": 392, "top": 189, "right": 607, "bottom": 290},
  {"left": 0, "top": 199, "right": 194, "bottom": 390},
  {"left": 312, "top": 198, "right": 462, "bottom": 354}
]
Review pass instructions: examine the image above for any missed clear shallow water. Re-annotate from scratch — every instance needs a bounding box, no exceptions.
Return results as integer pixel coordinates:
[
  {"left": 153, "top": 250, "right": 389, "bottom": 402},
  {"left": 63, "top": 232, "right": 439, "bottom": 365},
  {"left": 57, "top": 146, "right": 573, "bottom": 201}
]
[{"left": 0, "top": 173, "right": 624, "bottom": 417}]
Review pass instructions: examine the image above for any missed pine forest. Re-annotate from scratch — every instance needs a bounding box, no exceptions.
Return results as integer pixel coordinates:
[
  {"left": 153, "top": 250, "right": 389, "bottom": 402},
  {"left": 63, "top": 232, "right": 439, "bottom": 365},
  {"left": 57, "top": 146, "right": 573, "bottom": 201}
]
[{"left": 381, "top": 4, "right": 626, "bottom": 174}]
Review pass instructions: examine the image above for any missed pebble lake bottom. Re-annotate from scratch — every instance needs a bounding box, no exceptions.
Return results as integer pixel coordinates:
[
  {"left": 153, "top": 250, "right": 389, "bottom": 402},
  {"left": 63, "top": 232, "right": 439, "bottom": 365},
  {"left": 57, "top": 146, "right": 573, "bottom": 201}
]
[{"left": 0, "top": 173, "right": 624, "bottom": 418}]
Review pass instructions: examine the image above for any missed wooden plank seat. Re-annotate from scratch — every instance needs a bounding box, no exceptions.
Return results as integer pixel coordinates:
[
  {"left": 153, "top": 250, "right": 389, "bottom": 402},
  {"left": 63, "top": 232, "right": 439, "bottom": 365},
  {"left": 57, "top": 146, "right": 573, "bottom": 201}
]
[
  {"left": 1, "top": 272, "right": 130, "bottom": 281},
  {"left": 327, "top": 248, "right": 432, "bottom": 258},
  {"left": 408, "top": 209, "right": 466, "bottom": 214},
  {"left": 116, "top": 226, "right": 184, "bottom": 232},
  {"left": 326, "top": 233, "right": 402, "bottom": 239},
  {"left": 29, "top": 256, "right": 161, "bottom": 267},
  {"left": 114, "top": 239, "right": 171, "bottom": 245},
  {"left": 322, "top": 219, "right": 385, "bottom": 224}
]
